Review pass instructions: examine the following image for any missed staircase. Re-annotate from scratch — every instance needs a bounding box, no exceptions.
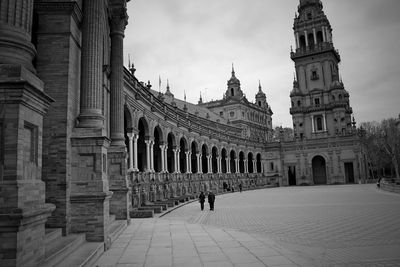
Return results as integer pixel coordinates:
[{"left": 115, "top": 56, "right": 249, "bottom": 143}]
[{"left": 42, "top": 215, "right": 127, "bottom": 267}]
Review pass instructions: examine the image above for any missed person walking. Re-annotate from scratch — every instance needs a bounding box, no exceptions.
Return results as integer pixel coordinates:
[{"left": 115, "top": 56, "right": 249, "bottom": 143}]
[
  {"left": 239, "top": 183, "right": 243, "bottom": 193},
  {"left": 208, "top": 191, "right": 216, "bottom": 211},
  {"left": 199, "top": 191, "right": 206, "bottom": 211}
]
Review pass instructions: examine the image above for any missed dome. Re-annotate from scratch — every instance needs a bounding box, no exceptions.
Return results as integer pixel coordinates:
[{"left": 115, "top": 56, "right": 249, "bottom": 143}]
[{"left": 227, "top": 64, "right": 240, "bottom": 86}]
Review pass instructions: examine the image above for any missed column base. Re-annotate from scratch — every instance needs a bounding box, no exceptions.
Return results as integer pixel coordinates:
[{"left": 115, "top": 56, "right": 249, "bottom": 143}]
[{"left": 0, "top": 204, "right": 55, "bottom": 267}]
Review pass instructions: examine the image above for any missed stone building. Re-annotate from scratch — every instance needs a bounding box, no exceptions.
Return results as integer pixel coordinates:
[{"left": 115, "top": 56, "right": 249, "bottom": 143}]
[
  {"left": 280, "top": 0, "right": 366, "bottom": 186},
  {"left": 0, "top": 0, "right": 364, "bottom": 266}
]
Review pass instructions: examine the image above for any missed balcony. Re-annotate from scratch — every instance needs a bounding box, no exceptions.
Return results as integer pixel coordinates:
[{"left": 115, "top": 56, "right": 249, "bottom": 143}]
[{"left": 291, "top": 42, "right": 341, "bottom": 62}]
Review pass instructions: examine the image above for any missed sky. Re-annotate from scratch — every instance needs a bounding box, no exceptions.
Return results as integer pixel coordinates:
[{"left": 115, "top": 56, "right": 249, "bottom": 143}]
[{"left": 124, "top": 0, "right": 400, "bottom": 127}]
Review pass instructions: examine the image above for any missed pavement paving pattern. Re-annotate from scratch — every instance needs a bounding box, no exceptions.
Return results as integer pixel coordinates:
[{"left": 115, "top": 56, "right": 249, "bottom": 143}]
[{"left": 94, "top": 185, "right": 400, "bottom": 266}]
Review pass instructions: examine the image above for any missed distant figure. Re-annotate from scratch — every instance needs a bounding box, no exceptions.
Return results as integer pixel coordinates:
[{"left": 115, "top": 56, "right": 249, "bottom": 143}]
[
  {"left": 377, "top": 177, "right": 382, "bottom": 189},
  {"left": 231, "top": 185, "right": 235, "bottom": 192},
  {"left": 198, "top": 192, "right": 206, "bottom": 211},
  {"left": 208, "top": 191, "right": 216, "bottom": 211},
  {"left": 239, "top": 183, "right": 243, "bottom": 193}
]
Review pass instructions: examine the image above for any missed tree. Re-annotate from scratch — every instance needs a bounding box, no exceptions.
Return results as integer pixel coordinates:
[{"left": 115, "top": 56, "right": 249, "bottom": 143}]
[{"left": 360, "top": 118, "right": 400, "bottom": 183}]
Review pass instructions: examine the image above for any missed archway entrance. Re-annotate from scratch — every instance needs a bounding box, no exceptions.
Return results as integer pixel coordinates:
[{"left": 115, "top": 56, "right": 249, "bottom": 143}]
[
  {"left": 288, "top": 166, "right": 296, "bottom": 186},
  {"left": 312, "top": 156, "right": 327, "bottom": 185}
]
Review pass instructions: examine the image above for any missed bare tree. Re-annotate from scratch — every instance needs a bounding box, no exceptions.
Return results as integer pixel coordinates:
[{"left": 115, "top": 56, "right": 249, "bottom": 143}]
[{"left": 360, "top": 118, "right": 400, "bottom": 183}]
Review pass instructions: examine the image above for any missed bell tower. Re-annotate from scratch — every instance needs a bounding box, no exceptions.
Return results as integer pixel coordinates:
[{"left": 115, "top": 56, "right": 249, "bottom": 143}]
[{"left": 290, "top": 0, "right": 353, "bottom": 139}]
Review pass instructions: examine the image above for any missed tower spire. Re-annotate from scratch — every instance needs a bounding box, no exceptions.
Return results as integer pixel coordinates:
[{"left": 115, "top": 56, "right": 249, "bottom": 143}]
[{"left": 231, "top": 63, "right": 235, "bottom": 77}]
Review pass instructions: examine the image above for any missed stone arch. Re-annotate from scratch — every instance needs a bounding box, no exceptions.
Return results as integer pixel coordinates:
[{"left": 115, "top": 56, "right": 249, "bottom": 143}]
[
  {"left": 138, "top": 117, "right": 150, "bottom": 172},
  {"left": 211, "top": 146, "right": 219, "bottom": 174},
  {"left": 167, "top": 132, "right": 176, "bottom": 173},
  {"left": 201, "top": 143, "right": 209, "bottom": 173},
  {"left": 230, "top": 150, "right": 236, "bottom": 173},
  {"left": 248, "top": 152, "right": 254, "bottom": 173},
  {"left": 221, "top": 148, "right": 227, "bottom": 173},
  {"left": 153, "top": 126, "right": 163, "bottom": 173},
  {"left": 191, "top": 140, "right": 199, "bottom": 174},
  {"left": 179, "top": 137, "right": 188, "bottom": 173},
  {"left": 299, "top": 35, "right": 306, "bottom": 49},
  {"left": 239, "top": 151, "right": 245, "bottom": 173},
  {"left": 312, "top": 155, "right": 327, "bottom": 185},
  {"left": 256, "top": 153, "right": 262, "bottom": 173}
]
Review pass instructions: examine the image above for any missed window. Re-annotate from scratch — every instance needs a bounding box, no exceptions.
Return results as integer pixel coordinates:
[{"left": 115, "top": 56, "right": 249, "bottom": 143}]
[
  {"left": 242, "top": 111, "right": 245, "bottom": 117},
  {"left": 300, "top": 133, "right": 304, "bottom": 139},
  {"left": 231, "top": 88, "right": 234, "bottom": 96},
  {"left": 311, "top": 70, "right": 319, "bottom": 80},
  {"left": 297, "top": 100, "right": 301, "bottom": 107},
  {"left": 219, "top": 111, "right": 223, "bottom": 117},
  {"left": 314, "top": 98, "right": 320, "bottom": 106},
  {"left": 270, "top": 162, "right": 274, "bottom": 171},
  {"left": 307, "top": 13, "right": 312, "bottom": 20},
  {"left": 230, "top": 111, "right": 235, "bottom": 117},
  {"left": 332, "top": 95, "right": 335, "bottom": 101},
  {"left": 316, "top": 117, "right": 323, "bottom": 131},
  {"left": 258, "top": 101, "right": 261, "bottom": 107},
  {"left": 291, "top": 101, "right": 294, "bottom": 107},
  {"left": 339, "top": 94, "right": 343, "bottom": 100}
]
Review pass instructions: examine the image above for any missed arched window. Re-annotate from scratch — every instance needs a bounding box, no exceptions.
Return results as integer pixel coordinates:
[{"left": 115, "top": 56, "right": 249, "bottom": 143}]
[
  {"left": 297, "top": 100, "right": 301, "bottom": 107},
  {"left": 231, "top": 88, "right": 234, "bottom": 96}
]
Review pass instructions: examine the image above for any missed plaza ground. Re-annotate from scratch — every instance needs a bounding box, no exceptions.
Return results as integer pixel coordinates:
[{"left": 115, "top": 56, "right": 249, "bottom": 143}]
[{"left": 94, "top": 184, "right": 400, "bottom": 266}]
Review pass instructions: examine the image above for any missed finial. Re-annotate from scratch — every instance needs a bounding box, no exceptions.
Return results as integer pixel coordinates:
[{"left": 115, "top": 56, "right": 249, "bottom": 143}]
[
  {"left": 166, "top": 79, "right": 170, "bottom": 91},
  {"left": 258, "top": 80, "right": 262, "bottom": 91},
  {"left": 128, "top": 54, "right": 131, "bottom": 68},
  {"left": 184, "top": 90, "right": 186, "bottom": 102},
  {"left": 231, "top": 63, "right": 235, "bottom": 77}
]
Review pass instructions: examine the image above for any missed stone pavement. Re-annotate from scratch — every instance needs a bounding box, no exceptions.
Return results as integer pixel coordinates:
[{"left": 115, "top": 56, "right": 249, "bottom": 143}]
[{"left": 94, "top": 185, "right": 400, "bottom": 267}]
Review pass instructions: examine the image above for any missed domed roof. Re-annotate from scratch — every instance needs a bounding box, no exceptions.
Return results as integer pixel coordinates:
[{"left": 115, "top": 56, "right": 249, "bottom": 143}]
[
  {"left": 290, "top": 79, "right": 302, "bottom": 97},
  {"left": 227, "top": 65, "right": 240, "bottom": 85},
  {"left": 256, "top": 81, "right": 266, "bottom": 98}
]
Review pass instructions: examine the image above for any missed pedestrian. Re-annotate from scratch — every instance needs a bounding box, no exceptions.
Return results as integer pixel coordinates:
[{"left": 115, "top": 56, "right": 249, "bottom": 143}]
[
  {"left": 377, "top": 177, "right": 382, "bottom": 189},
  {"left": 208, "top": 191, "right": 215, "bottom": 211},
  {"left": 239, "top": 183, "right": 242, "bottom": 193},
  {"left": 231, "top": 185, "right": 235, "bottom": 192},
  {"left": 198, "top": 191, "right": 206, "bottom": 211}
]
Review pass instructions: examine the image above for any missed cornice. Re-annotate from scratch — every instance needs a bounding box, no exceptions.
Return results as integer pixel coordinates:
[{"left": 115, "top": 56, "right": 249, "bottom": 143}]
[{"left": 34, "top": 1, "right": 83, "bottom": 25}]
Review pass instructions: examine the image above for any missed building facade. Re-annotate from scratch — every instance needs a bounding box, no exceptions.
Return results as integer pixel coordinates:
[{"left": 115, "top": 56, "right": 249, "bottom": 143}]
[{"left": 0, "top": 0, "right": 364, "bottom": 266}]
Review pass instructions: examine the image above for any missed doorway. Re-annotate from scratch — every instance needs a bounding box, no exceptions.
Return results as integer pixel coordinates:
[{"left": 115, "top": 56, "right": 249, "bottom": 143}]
[
  {"left": 312, "top": 156, "right": 327, "bottom": 185},
  {"left": 344, "top": 162, "right": 355, "bottom": 183}
]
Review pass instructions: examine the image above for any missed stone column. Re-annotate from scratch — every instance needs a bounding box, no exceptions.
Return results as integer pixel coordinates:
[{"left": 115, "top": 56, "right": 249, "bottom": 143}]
[
  {"left": 0, "top": 0, "right": 36, "bottom": 72},
  {"left": 311, "top": 115, "right": 315, "bottom": 133},
  {"left": 304, "top": 30, "right": 309, "bottom": 47},
  {"left": 227, "top": 157, "right": 231, "bottom": 173},
  {"left": 177, "top": 149, "right": 181, "bottom": 173},
  {"left": 150, "top": 140, "right": 154, "bottom": 172},
  {"left": 185, "top": 152, "right": 190, "bottom": 173},
  {"left": 197, "top": 154, "right": 201, "bottom": 173},
  {"left": 207, "top": 156, "right": 212, "bottom": 174},
  {"left": 145, "top": 140, "right": 151, "bottom": 172},
  {"left": 313, "top": 28, "right": 317, "bottom": 45},
  {"left": 322, "top": 26, "right": 326, "bottom": 42},
  {"left": 110, "top": 4, "right": 128, "bottom": 146},
  {"left": 77, "top": 0, "right": 105, "bottom": 128},
  {"left": 173, "top": 149, "right": 178, "bottom": 173},
  {"left": 217, "top": 156, "right": 221, "bottom": 173},
  {"left": 253, "top": 161, "right": 257, "bottom": 174},
  {"left": 295, "top": 32, "right": 300, "bottom": 49},
  {"left": 188, "top": 152, "right": 192, "bottom": 173},
  {"left": 108, "top": 11, "right": 131, "bottom": 218},
  {"left": 323, "top": 113, "right": 327, "bottom": 131},
  {"left": 160, "top": 145, "right": 165, "bottom": 173},
  {"left": 133, "top": 135, "right": 139, "bottom": 171},
  {"left": 164, "top": 145, "right": 168, "bottom": 173},
  {"left": 244, "top": 160, "right": 248, "bottom": 173},
  {"left": 127, "top": 133, "right": 134, "bottom": 170},
  {"left": 236, "top": 159, "right": 240, "bottom": 173}
]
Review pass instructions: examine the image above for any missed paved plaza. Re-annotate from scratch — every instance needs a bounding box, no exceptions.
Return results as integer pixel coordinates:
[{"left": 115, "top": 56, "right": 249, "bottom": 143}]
[{"left": 94, "top": 185, "right": 400, "bottom": 267}]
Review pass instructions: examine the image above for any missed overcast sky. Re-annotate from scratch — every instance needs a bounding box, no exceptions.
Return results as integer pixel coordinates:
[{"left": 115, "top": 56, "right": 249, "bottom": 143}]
[{"left": 124, "top": 0, "right": 400, "bottom": 127}]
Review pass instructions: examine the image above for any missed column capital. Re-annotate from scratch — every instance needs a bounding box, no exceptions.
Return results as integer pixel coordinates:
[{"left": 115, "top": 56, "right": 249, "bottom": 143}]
[{"left": 109, "top": 3, "right": 129, "bottom": 35}]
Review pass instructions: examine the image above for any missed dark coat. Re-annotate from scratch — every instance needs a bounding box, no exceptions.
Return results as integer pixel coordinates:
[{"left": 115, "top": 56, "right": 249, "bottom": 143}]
[
  {"left": 199, "top": 193, "right": 205, "bottom": 203},
  {"left": 207, "top": 192, "right": 215, "bottom": 203}
]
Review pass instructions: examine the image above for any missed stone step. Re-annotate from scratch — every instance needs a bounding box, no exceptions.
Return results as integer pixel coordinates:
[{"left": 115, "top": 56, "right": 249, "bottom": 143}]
[
  {"left": 45, "top": 228, "right": 62, "bottom": 245},
  {"left": 130, "top": 209, "right": 154, "bottom": 218},
  {"left": 108, "top": 219, "right": 128, "bottom": 244},
  {"left": 55, "top": 242, "right": 104, "bottom": 267},
  {"left": 43, "top": 233, "right": 85, "bottom": 267},
  {"left": 138, "top": 206, "right": 162, "bottom": 213}
]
